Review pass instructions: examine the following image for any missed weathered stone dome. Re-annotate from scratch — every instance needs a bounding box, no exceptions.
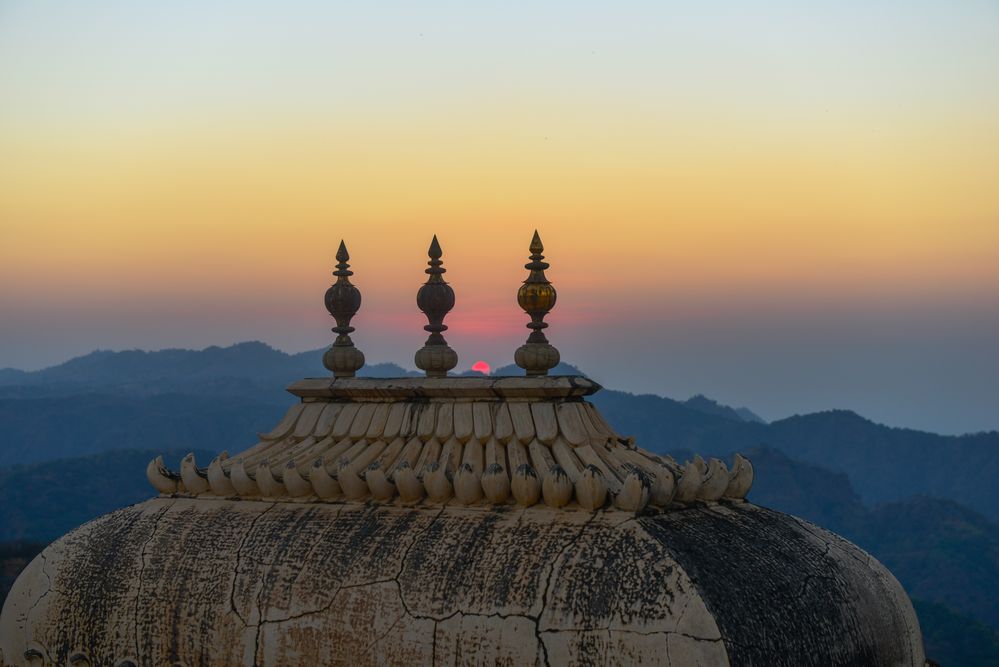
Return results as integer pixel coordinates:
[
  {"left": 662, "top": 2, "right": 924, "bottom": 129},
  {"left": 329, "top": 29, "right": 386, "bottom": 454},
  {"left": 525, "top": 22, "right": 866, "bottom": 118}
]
[
  {"left": 0, "top": 376, "right": 924, "bottom": 666},
  {"left": 0, "top": 237, "right": 924, "bottom": 665}
]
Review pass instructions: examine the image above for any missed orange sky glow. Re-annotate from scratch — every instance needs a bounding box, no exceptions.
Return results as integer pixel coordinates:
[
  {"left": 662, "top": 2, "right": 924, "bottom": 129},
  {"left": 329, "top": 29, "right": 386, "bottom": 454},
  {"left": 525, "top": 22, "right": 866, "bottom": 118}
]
[{"left": 1, "top": 1, "right": 998, "bottom": 433}]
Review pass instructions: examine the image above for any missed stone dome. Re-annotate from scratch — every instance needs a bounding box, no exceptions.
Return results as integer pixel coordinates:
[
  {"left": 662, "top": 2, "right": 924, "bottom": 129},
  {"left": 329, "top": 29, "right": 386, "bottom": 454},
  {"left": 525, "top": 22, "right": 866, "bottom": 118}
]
[
  {"left": 0, "top": 376, "right": 924, "bottom": 666},
  {"left": 0, "top": 236, "right": 924, "bottom": 665}
]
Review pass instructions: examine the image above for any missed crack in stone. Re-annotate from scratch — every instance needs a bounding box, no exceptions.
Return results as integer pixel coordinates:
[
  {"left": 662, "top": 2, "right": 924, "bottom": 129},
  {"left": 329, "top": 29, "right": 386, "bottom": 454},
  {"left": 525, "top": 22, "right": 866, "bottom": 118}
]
[
  {"left": 337, "top": 578, "right": 397, "bottom": 592},
  {"left": 229, "top": 502, "right": 277, "bottom": 629},
  {"left": 361, "top": 613, "right": 404, "bottom": 657},
  {"left": 534, "top": 512, "right": 600, "bottom": 667},
  {"left": 134, "top": 502, "right": 173, "bottom": 659},
  {"left": 794, "top": 517, "right": 870, "bottom": 570},
  {"left": 24, "top": 550, "right": 52, "bottom": 624},
  {"left": 392, "top": 506, "right": 446, "bottom": 616},
  {"left": 252, "top": 623, "right": 261, "bottom": 667},
  {"left": 789, "top": 532, "right": 843, "bottom": 604},
  {"left": 539, "top": 513, "right": 599, "bottom": 619},
  {"left": 793, "top": 573, "right": 839, "bottom": 602},
  {"left": 794, "top": 514, "right": 922, "bottom": 662},
  {"left": 238, "top": 504, "right": 284, "bottom": 667},
  {"left": 664, "top": 590, "right": 703, "bottom": 642},
  {"left": 248, "top": 507, "right": 446, "bottom": 663},
  {"left": 256, "top": 592, "right": 341, "bottom": 627},
  {"left": 277, "top": 575, "right": 387, "bottom": 628},
  {"left": 378, "top": 532, "right": 526, "bottom": 659},
  {"left": 254, "top": 507, "right": 352, "bottom": 630},
  {"left": 536, "top": 626, "right": 722, "bottom": 641},
  {"left": 431, "top": 620, "right": 438, "bottom": 664},
  {"left": 390, "top": 579, "right": 537, "bottom": 625},
  {"left": 376, "top": 574, "right": 551, "bottom": 664},
  {"left": 283, "top": 505, "right": 344, "bottom": 599},
  {"left": 412, "top": 607, "right": 536, "bottom": 624},
  {"left": 663, "top": 630, "right": 725, "bottom": 643}
]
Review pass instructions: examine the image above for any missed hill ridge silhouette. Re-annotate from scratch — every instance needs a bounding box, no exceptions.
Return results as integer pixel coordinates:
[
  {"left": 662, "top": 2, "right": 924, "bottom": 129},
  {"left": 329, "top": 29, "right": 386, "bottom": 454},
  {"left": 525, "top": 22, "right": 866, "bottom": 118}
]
[{"left": 1, "top": 341, "right": 997, "bottom": 517}]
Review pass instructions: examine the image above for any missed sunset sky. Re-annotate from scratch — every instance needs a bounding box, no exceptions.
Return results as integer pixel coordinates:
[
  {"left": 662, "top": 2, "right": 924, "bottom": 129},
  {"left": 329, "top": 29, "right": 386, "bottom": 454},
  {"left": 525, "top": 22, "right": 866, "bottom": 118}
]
[{"left": 1, "top": 1, "right": 997, "bottom": 434}]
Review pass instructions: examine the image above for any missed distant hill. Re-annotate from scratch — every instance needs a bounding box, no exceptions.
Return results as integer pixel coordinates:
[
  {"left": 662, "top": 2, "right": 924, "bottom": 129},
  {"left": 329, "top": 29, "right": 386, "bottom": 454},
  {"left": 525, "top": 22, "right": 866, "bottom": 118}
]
[
  {"left": 0, "top": 368, "right": 28, "bottom": 385},
  {"left": 729, "top": 446, "right": 868, "bottom": 537},
  {"left": 0, "top": 344, "right": 412, "bottom": 466},
  {"left": 762, "top": 410, "right": 999, "bottom": 509},
  {"left": 861, "top": 496, "right": 999, "bottom": 630},
  {"left": 0, "top": 341, "right": 417, "bottom": 399},
  {"left": 682, "top": 394, "right": 765, "bottom": 423},
  {"left": 593, "top": 391, "right": 999, "bottom": 520},
  {"left": 0, "top": 341, "right": 313, "bottom": 393},
  {"left": 913, "top": 599, "right": 999, "bottom": 666},
  {"left": 0, "top": 392, "right": 287, "bottom": 466},
  {"left": 0, "top": 448, "right": 215, "bottom": 541}
]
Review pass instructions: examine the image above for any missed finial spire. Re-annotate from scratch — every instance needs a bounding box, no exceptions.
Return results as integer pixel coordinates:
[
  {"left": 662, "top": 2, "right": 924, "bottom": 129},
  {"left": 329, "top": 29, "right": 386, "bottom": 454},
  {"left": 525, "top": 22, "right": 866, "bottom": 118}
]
[
  {"left": 414, "top": 235, "right": 458, "bottom": 377},
  {"left": 515, "top": 230, "right": 560, "bottom": 376},
  {"left": 322, "top": 240, "right": 365, "bottom": 378}
]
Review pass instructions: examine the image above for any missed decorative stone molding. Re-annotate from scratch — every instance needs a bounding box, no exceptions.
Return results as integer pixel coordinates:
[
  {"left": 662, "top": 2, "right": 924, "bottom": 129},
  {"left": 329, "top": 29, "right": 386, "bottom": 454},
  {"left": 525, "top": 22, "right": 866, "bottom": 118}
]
[{"left": 147, "top": 377, "right": 754, "bottom": 513}]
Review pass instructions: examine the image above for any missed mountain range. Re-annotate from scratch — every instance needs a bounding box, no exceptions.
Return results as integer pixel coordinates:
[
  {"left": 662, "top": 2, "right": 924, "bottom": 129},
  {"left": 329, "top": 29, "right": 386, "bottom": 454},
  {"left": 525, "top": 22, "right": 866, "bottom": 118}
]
[
  {"left": 1, "top": 341, "right": 998, "bottom": 664},
  {"left": 4, "top": 342, "right": 996, "bottom": 519}
]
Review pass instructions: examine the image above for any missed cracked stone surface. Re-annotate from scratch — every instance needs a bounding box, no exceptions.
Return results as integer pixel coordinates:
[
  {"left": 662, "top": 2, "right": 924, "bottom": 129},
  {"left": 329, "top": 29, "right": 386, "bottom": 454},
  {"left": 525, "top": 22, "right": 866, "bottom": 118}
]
[{"left": 0, "top": 499, "right": 923, "bottom": 666}]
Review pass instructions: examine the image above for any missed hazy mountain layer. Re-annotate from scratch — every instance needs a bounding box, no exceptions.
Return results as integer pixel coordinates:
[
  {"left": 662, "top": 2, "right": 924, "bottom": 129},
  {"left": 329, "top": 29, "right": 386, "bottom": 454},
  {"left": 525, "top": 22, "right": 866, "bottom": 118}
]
[
  {"left": 592, "top": 390, "right": 999, "bottom": 518},
  {"left": 2, "top": 342, "right": 998, "bottom": 520}
]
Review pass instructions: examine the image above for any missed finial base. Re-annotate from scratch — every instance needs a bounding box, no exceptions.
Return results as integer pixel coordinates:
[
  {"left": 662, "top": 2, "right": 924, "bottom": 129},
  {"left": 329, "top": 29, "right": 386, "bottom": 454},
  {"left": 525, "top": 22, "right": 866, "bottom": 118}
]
[
  {"left": 515, "top": 343, "right": 560, "bottom": 376},
  {"left": 324, "top": 344, "right": 365, "bottom": 378},
  {"left": 415, "top": 345, "right": 458, "bottom": 378}
]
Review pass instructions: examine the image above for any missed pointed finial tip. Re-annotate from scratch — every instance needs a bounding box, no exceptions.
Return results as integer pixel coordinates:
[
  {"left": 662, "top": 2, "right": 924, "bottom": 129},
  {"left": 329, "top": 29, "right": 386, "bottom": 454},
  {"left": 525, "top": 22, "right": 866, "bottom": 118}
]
[
  {"left": 429, "top": 235, "right": 442, "bottom": 258},
  {"left": 336, "top": 240, "right": 349, "bottom": 262},
  {"left": 530, "top": 230, "right": 544, "bottom": 254}
]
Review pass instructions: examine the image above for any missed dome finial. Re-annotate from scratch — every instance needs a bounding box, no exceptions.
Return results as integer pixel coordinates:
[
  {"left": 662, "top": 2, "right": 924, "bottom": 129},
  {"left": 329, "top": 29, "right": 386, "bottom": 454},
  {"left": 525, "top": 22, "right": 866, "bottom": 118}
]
[
  {"left": 529, "top": 229, "right": 544, "bottom": 255},
  {"left": 515, "top": 230, "right": 560, "bottom": 376},
  {"left": 415, "top": 235, "right": 458, "bottom": 377},
  {"left": 322, "top": 240, "right": 365, "bottom": 377}
]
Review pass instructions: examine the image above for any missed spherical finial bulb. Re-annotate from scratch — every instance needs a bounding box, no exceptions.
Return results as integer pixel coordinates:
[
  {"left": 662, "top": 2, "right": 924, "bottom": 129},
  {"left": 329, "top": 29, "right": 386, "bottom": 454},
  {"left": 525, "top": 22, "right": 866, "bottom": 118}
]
[
  {"left": 415, "top": 235, "right": 458, "bottom": 377},
  {"left": 515, "top": 231, "right": 560, "bottom": 376},
  {"left": 323, "top": 240, "right": 365, "bottom": 378}
]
